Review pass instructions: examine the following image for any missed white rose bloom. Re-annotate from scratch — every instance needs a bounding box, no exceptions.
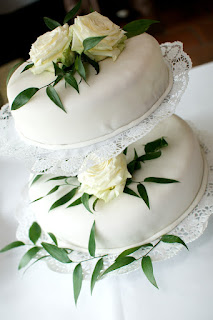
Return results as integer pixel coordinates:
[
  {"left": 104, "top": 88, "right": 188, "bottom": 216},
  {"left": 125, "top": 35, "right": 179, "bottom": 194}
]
[
  {"left": 78, "top": 154, "right": 131, "bottom": 203},
  {"left": 71, "top": 11, "right": 127, "bottom": 62},
  {"left": 29, "top": 24, "right": 74, "bottom": 74}
]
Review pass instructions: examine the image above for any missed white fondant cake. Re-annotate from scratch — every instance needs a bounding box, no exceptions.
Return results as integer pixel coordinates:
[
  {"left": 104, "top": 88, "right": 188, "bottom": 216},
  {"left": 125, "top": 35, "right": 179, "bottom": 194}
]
[
  {"left": 7, "top": 33, "right": 172, "bottom": 148},
  {"left": 29, "top": 115, "right": 208, "bottom": 254}
]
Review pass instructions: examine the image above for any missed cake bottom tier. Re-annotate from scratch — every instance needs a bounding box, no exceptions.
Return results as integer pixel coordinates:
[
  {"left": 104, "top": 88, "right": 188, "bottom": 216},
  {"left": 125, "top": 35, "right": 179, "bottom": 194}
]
[{"left": 29, "top": 115, "right": 208, "bottom": 254}]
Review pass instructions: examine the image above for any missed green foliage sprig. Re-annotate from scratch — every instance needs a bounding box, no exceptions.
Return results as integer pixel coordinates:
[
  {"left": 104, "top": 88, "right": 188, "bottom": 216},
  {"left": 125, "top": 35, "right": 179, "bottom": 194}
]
[
  {"left": 124, "top": 137, "right": 179, "bottom": 208},
  {"left": 0, "top": 221, "right": 188, "bottom": 304}
]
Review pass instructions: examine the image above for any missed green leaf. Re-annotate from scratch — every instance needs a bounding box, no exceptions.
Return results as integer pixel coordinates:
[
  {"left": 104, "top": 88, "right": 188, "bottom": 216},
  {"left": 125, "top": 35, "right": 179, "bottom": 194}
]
[
  {"left": 11, "top": 87, "right": 39, "bottom": 110},
  {"left": 82, "top": 53, "right": 100, "bottom": 74},
  {"left": 65, "top": 72, "right": 79, "bottom": 93},
  {"left": 43, "top": 17, "right": 61, "bottom": 30},
  {"left": 101, "top": 256, "right": 136, "bottom": 277},
  {"left": 91, "top": 257, "right": 103, "bottom": 294},
  {"left": 125, "top": 178, "right": 132, "bottom": 186},
  {"left": 92, "top": 198, "right": 99, "bottom": 211},
  {"left": 23, "top": 255, "right": 49, "bottom": 275},
  {"left": 116, "top": 243, "right": 153, "bottom": 261},
  {"left": 63, "top": 0, "right": 82, "bottom": 24},
  {"left": 123, "top": 147, "right": 128, "bottom": 155},
  {"left": 0, "top": 241, "right": 25, "bottom": 253},
  {"left": 144, "top": 137, "right": 168, "bottom": 153},
  {"left": 134, "top": 148, "right": 139, "bottom": 160},
  {"left": 81, "top": 193, "right": 92, "bottom": 213},
  {"left": 31, "top": 174, "right": 43, "bottom": 185},
  {"left": 49, "top": 187, "right": 78, "bottom": 211},
  {"left": 88, "top": 221, "right": 96, "bottom": 257},
  {"left": 141, "top": 256, "right": 158, "bottom": 289},
  {"left": 73, "top": 263, "right": 83, "bottom": 305},
  {"left": 46, "top": 185, "right": 60, "bottom": 196},
  {"left": 127, "top": 160, "right": 136, "bottom": 175},
  {"left": 67, "top": 197, "right": 82, "bottom": 208},
  {"left": 46, "top": 85, "right": 66, "bottom": 113},
  {"left": 161, "top": 235, "right": 188, "bottom": 250},
  {"left": 123, "top": 186, "right": 139, "bottom": 198},
  {"left": 31, "top": 196, "right": 43, "bottom": 203},
  {"left": 6, "top": 60, "right": 23, "bottom": 85},
  {"left": 48, "top": 233, "right": 58, "bottom": 246},
  {"left": 41, "top": 242, "right": 71, "bottom": 263},
  {"left": 75, "top": 55, "right": 86, "bottom": 82},
  {"left": 133, "top": 149, "right": 141, "bottom": 169},
  {"left": 53, "top": 62, "right": 65, "bottom": 76},
  {"left": 138, "top": 151, "right": 161, "bottom": 162},
  {"left": 137, "top": 184, "right": 150, "bottom": 209},
  {"left": 123, "top": 19, "right": 159, "bottom": 38},
  {"left": 53, "top": 75, "right": 63, "bottom": 86},
  {"left": 83, "top": 36, "right": 106, "bottom": 51},
  {"left": 21, "top": 63, "right": 34, "bottom": 73},
  {"left": 18, "top": 247, "right": 41, "bottom": 270},
  {"left": 29, "top": 222, "right": 41, "bottom": 245},
  {"left": 47, "top": 176, "right": 67, "bottom": 181},
  {"left": 144, "top": 177, "right": 179, "bottom": 184}
]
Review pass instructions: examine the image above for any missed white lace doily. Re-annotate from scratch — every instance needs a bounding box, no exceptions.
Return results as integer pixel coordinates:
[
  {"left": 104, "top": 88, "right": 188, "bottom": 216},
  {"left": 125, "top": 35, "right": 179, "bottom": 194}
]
[
  {"left": 0, "top": 42, "right": 191, "bottom": 176},
  {"left": 15, "top": 128, "right": 213, "bottom": 279}
]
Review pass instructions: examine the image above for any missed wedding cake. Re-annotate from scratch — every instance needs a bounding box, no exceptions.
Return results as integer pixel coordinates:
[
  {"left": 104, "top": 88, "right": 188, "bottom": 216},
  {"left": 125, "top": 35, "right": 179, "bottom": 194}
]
[
  {"left": 6, "top": 10, "right": 207, "bottom": 252},
  {"left": 1, "top": 5, "right": 209, "bottom": 302}
]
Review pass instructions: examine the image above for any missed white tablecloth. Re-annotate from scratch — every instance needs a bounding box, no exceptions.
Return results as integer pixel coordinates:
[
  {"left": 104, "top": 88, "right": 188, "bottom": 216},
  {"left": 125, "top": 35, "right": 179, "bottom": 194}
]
[{"left": 0, "top": 62, "right": 213, "bottom": 320}]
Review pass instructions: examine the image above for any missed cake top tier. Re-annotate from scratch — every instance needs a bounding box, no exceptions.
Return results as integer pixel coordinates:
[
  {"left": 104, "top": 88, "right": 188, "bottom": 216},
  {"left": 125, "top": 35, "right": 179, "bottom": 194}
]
[
  {"left": 8, "top": 33, "right": 172, "bottom": 148},
  {"left": 7, "top": 11, "right": 172, "bottom": 149}
]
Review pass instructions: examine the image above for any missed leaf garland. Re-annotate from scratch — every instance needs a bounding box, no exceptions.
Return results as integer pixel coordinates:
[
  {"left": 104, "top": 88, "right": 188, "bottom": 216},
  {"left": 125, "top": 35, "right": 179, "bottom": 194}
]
[{"left": 0, "top": 220, "right": 188, "bottom": 304}]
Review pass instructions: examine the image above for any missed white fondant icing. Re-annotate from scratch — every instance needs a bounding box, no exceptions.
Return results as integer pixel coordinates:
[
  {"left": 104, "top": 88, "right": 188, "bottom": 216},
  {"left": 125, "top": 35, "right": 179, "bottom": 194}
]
[
  {"left": 29, "top": 115, "right": 207, "bottom": 254},
  {"left": 7, "top": 33, "right": 172, "bottom": 148}
]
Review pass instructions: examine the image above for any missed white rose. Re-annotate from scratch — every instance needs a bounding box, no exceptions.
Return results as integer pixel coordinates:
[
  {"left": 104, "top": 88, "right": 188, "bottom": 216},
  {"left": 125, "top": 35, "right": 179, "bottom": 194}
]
[
  {"left": 71, "top": 11, "right": 126, "bottom": 62},
  {"left": 29, "top": 24, "right": 74, "bottom": 74},
  {"left": 78, "top": 154, "right": 131, "bottom": 203}
]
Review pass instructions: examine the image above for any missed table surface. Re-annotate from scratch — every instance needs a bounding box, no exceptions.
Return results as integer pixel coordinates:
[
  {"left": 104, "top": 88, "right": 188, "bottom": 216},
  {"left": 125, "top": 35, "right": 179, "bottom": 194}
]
[{"left": 0, "top": 62, "right": 213, "bottom": 320}]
